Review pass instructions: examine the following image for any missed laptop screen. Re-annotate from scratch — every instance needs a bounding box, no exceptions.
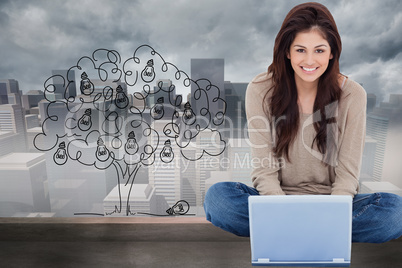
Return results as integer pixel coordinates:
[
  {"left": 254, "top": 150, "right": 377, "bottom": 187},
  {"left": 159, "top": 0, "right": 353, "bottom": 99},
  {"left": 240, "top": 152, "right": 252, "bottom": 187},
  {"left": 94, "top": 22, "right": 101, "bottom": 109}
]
[{"left": 249, "top": 195, "right": 352, "bottom": 266}]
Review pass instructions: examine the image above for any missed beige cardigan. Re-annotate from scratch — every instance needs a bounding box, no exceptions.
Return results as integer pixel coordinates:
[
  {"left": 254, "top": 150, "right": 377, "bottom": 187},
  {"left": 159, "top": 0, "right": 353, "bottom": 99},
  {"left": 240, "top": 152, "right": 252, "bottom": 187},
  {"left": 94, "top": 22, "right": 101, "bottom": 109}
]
[{"left": 246, "top": 72, "right": 367, "bottom": 197}]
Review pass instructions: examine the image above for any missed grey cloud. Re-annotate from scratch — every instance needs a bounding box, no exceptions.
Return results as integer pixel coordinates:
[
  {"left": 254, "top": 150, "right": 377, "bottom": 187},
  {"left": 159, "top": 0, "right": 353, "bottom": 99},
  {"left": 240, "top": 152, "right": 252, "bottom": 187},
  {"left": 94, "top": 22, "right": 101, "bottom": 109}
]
[
  {"left": 335, "top": 0, "right": 402, "bottom": 63},
  {"left": 0, "top": 9, "right": 9, "bottom": 24},
  {"left": 0, "top": 0, "right": 401, "bottom": 103}
]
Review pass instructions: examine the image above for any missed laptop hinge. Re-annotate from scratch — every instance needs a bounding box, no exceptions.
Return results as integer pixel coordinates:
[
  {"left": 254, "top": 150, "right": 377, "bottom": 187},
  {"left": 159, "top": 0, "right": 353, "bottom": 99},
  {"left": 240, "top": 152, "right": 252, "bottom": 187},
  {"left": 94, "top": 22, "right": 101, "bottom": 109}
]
[
  {"left": 333, "top": 258, "right": 345, "bottom": 263},
  {"left": 257, "top": 258, "right": 270, "bottom": 263}
]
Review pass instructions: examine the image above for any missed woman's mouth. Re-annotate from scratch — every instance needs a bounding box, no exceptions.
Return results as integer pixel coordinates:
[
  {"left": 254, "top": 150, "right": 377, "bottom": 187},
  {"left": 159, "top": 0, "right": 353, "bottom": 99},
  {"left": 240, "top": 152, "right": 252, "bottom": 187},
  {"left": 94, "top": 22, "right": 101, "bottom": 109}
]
[{"left": 301, "top": 66, "right": 318, "bottom": 72}]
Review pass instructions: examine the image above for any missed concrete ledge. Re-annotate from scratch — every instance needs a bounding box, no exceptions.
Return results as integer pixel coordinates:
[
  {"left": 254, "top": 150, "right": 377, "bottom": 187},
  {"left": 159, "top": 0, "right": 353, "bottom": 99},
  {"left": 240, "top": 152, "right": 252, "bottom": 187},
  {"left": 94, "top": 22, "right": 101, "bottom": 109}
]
[
  {"left": 0, "top": 217, "right": 401, "bottom": 268},
  {"left": 0, "top": 217, "right": 400, "bottom": 243},
  {"left": 0, "top": 217, "right": 248, "bottom": 242},
  {"left": 0, "top": 216, "right": 209, "bottom": 224}
]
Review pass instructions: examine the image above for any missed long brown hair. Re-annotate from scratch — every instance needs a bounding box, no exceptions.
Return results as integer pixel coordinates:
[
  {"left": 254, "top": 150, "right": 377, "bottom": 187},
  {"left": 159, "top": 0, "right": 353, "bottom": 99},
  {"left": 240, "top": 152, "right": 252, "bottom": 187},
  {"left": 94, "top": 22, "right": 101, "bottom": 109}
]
[{"left": 265, "top": 2, "right": 342, "bottom": 165}]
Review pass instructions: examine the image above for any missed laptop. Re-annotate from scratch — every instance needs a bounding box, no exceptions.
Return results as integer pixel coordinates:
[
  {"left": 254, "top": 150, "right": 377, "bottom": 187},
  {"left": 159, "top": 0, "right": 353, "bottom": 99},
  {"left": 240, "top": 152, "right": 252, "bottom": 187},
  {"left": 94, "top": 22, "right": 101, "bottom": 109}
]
[{"left": 249, "top": 195, "right": 352, "bottom": 267}]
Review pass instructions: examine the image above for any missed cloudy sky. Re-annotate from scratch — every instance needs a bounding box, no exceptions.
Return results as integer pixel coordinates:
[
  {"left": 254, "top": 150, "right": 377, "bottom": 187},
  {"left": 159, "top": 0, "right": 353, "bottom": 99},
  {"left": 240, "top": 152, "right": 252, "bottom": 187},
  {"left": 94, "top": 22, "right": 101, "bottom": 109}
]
[{"left": 1, "top": 0, "right": 401, "bottom": 103}]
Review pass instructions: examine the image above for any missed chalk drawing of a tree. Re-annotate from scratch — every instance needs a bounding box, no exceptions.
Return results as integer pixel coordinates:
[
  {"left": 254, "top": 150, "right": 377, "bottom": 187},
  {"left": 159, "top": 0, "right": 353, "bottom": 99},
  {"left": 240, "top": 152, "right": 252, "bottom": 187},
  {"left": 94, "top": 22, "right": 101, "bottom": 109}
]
[{"left": 34, "top": 45, "right": 226, "bottom": 216}]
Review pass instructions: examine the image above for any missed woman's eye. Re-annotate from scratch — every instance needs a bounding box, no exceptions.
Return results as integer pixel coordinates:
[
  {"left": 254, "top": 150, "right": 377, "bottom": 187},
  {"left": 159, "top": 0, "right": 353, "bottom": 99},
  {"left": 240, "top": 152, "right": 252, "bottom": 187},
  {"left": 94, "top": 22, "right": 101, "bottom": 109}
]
[
  {"left": 296, "top": 49, "right": 305, "bottom": 53},
  {"left": 316, "top": 49, "right": 324, "bottom": 53}
]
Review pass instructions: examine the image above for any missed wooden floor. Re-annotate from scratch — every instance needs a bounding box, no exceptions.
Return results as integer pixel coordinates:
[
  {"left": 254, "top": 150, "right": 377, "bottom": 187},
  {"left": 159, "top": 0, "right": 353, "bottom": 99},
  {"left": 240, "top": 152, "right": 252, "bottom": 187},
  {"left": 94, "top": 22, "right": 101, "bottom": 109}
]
[{"left": 0, "top": 217, "right": 401, "bottom": 268}]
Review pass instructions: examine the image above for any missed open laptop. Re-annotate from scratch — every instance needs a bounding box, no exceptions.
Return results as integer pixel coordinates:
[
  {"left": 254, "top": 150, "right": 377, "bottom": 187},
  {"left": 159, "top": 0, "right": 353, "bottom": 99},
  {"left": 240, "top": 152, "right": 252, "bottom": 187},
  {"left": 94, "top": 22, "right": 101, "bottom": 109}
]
[{"left": 249, "top": 195, "right": 352, "bottom": 267}]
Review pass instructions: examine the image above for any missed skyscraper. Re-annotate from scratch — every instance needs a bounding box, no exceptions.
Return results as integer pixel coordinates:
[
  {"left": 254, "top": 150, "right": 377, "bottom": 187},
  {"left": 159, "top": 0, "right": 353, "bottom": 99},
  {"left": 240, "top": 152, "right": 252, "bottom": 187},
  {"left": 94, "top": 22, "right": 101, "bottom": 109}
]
[
  {"left": 366, "top": 94, "right": 402, "bottom": 188},
  {"left": 0, "top": 82, "right": 7, "bottom": 104},
  {"left": 37, "top": 96, "right": 110, "bottom": 216},
  {"left": 51, "top": 70, "right": 77, "bottom": 100},
  {"left": 104, "top": 184, "right": 157, "bottom": 216},
  {"left": 0, "top": 104, "right": 27, "bottom": 152},
  {"left": 0, "top": 132, "right": 23, "bottom": 157},
  {"left": 0, "top": 79, "right": 22, "bottom": 106},
  {"left": 366, "top": 93, "right": 377, "bottom": 113},
  {"left": 180, "top": 146, "right": 197, "bottom": 207},
  {"left": 190, "top": 59, "right": 224, "bottom": 118},
  {"left": 89, "top": 78, "right": 129, "bottom": 120},
  {"left": 224, "top": 81, "right": 248, "bottom": 139},
  {"left": 147, "top": 79, "right": 176, "bottom": 107},
  {"left": 90, "top": 79, "right": 127, "bottom": 98},
  {"left": 194, "top": 131, "right": 224, "bottom": 206},
  {"left": 0, "top": 153, "right": 50, "bottom": 216},
  {"left": 148, "top": 119, "right": 181, "bottom": 207},
  {"left": 360, "top": 135, "right": 377, "bottom": 179},
  {"left": 22, "top": 90, "right": 44, "bottom": 113}
]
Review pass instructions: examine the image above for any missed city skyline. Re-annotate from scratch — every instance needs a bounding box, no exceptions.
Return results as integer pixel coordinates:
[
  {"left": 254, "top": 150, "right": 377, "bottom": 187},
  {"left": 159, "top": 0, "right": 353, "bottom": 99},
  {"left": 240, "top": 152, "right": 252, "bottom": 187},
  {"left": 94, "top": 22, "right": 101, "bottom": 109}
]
[
  {"left": 1, "top": 52, "right": 402, "bottom": 217},
  {"left": 0, "top": 53, "right": 238, "bottom": 217}
]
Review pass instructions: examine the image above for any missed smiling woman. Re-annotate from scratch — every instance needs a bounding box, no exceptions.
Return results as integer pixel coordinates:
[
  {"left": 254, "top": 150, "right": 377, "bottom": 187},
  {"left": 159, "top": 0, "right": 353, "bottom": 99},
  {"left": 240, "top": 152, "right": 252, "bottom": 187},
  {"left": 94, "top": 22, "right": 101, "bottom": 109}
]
[{"left": 204, "top": 2, "right": 402, "bottom": 244}]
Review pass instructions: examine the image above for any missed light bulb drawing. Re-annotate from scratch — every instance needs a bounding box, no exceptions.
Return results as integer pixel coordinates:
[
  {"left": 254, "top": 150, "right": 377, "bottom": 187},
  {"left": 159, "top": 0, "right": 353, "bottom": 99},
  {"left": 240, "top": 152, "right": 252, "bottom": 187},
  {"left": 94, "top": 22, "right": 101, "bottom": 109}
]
[
  {"left": 141, "top": 59, "right": 155, "bottom": 83},
  {"left": 125, "top": 131, "right": 139, "bottom": 155},
  {"left": 115, "top": 85, "right": 129, "bottom": 109},
  {"left": 151, "top": 97, "right": 164, "bottom": 120},
  {"left": 182, "top": 101, "right": 196, "bottom": 125},
  {"left": 78, "top": 108, "right": 92, "bottom": 131},
  {"left": 80, "top": 72, "right": 94, "bottom": 95},
  {"left": 160, "top": 139, "right": 174, "bottom": 163},
  {"left": 96, "top": 138, "right": 110, "bottom": 162},
  {"left": 53, "top": 141, "right": 68, "bottom": 165},
  {"left": 166, "top": 200, "right": 190, "bottom": 215},
  {"left": 136, "top": 199, "right": 194, "bottom": 217}
]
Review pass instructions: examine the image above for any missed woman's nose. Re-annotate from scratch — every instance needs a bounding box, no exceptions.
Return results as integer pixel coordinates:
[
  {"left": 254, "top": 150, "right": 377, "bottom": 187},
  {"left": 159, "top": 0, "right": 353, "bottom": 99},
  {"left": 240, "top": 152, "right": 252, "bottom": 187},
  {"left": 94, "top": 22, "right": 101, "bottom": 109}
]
[{"left": 304, "top": 53, "right": 315, "bottom": 66}]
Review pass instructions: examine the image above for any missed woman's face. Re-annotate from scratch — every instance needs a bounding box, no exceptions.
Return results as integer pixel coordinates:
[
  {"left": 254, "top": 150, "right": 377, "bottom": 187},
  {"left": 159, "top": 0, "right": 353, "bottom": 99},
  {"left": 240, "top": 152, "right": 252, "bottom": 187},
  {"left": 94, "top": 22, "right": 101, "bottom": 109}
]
[{"left": 287, "top": 29, "right": 333, "bottom": 86}]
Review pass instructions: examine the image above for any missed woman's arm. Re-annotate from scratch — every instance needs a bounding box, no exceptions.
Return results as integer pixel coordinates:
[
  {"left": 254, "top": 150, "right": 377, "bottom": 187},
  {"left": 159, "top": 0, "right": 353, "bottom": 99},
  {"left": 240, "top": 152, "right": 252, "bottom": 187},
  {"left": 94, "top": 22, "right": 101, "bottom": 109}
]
[
  {"left": 332, "top": 81, "right": 367, "bottom": 196},
  {"left": 245, "top": 74, "right": 286, "bottom": 195}
]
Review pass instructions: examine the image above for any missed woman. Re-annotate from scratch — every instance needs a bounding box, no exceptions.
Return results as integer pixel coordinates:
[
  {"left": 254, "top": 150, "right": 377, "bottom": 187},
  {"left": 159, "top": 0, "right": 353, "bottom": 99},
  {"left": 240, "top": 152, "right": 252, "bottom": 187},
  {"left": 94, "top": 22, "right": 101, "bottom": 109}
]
[{"left": 204, "top": 2, "right": 402, "bottom": 243}]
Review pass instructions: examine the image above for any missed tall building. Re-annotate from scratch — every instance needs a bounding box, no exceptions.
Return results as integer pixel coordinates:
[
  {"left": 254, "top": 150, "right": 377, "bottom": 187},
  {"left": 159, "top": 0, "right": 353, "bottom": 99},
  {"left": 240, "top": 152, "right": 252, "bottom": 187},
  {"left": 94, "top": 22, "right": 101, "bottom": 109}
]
[
  {"left": 194, "top": 131, "right": 224, "bottom": 206},
  {"left": 366, "top": 93, "right": 376, "bottom": 113},
  {"left": 0, "top": 131, "right": 24, "bottom": 157},
  {"left": 190, "top": 59, "right": 225, "bottom": 118},
  {"left": 25, "top": 114, "right": 40, "bottom": 129},
  {"left": 366, "top": 114, "right": 388, "bottom": 182},
  {"left": 38, "top": 97, "right": 110, "bottom": 216},
  {"left": 358, "top": 135, "right": 377, "bottom": 192},
  {"left": 180, "top": 146, "right": 197, "bottom": 207},
  {"left": 0, "top": 153, "right": 50, "bottom": 216},
  {"left": 104, "top": 183, "right": 156, "bottom": 216},
  {"left": 45, "top": 159, "right": 109, "bottom": 216},
  {"left": 0, "top": 79, "right": 22, "bottom": 106},
  {"left": 143, "top": 79, "right": 177, "bottom": 119},
  {"left": 22, "top": 90, "right": 44, "bottom": 113},
  {"left": 146, "top": 79, "right": 176, "bottom": 107},
  {"left": 27, "top": 127, "right": 43, "bottom": 153},
  {"left": 189, "top": 59, "right": 226, "bottom": 206},
  {"left": 38, "top": 75, "right": 135, "bottom": 216},
  {"left": 0, "top": 104, "right": 27, "bottom": 152},
  {"left": 90, "top": 79, "right": 129, "bottom": 120},
  {"left": 366, "top": 94, "right": 402, "bottom": 188},
  {"left": 0, "top": 104, "right": 26, "bottom": 133},
  {"left": 0, "top": 82, "right": 7, "bottom": 104},
  {"left": 90, "top": 79, "right": 127, "bottom": 98},
  {"left": 224, "top": 81, "right": 248, "bottom": 139},
  {"left": 148, "top": 119, "right": 181, "bottom": 207},
  {"left": 51, "top": 70, "right": 77, "bottom": 100},
  {"left": 360, "top": 135, "right": 377, "bottom": 178}
]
